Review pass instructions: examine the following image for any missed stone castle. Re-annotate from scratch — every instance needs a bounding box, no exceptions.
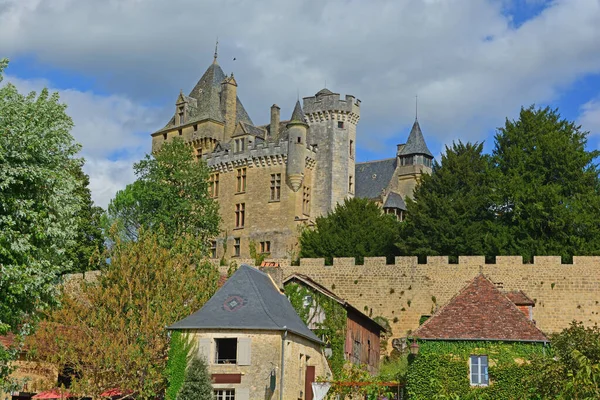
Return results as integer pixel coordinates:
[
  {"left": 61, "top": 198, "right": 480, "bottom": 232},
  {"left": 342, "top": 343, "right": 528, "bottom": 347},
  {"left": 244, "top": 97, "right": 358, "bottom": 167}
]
[{"left": 151, "top": 51, "right": 433, "bottom": 258}]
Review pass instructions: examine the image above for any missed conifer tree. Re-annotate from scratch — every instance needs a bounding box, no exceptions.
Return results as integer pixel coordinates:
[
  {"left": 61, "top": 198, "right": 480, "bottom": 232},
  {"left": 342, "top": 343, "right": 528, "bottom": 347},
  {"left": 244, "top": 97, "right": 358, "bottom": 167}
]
[{"left": 177, "top": 357, "right": 213, "bottom": 400}]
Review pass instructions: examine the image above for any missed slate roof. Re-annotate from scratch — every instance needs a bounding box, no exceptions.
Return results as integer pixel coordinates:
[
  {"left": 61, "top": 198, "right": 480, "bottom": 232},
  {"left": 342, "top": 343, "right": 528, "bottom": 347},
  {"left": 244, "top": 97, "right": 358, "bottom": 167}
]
[
  {"left": 157, "top": 60, "right": 254, "bottom": 132},
  {"left": 283, "top": 274, "right": 388, "bottom": 333},
  {"left": 398, "top": 120, "right": 433, "bottom": 158},
  {"left": 288, "top": 100, "right": 307, "bottom": 125},
  {"left": 355, "top": 158, "right": 397, "bottom": 200},
  {"left": 315, "top": 88, "right": 334, "bottom": 96},
  {"left": 413, "top": 275, "right": 548, "bottom": 342},
  {"left": 169, "top": 265, "right": 322, "bottom": 344},
  {"left": 383, "top": 192, "right": 406, "bottom": 210}
]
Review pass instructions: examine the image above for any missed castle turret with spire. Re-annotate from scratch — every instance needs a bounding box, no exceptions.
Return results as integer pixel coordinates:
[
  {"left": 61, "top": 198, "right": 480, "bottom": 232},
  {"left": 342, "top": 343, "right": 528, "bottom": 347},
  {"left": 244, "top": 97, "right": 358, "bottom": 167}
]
[{"left": 150, "top": 50, "right": 433, "bottom": 258}]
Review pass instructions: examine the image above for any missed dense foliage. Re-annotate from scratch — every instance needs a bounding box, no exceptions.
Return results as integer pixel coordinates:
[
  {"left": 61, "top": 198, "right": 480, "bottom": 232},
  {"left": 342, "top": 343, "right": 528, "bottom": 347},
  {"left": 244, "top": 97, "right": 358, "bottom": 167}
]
[
  {"left": 406, "top": 341, "right": 548, "bottom": 399},
  {"left": 401, "top": 106, "right": 600, "bottom": 262},
  {"left": 284, "top": 282, "right": 347, "bottom": 377},
  {"left": 0, "top": 58, "right": 87, "bottom": 387},
  {"left": 165, "top": 331, "right": 194, "bottom": 400},
  {"left": 27, "top": 229, "right": 219, "bottom": 399},
  {"left": 299, "top": 197, "right": 401, "bottom": 264},
  {"left": 106, "top": 138, "right": 220, "bottom": 251},
  {"left": 527, "top": 322, "right": 600, "bottom": 399},
  {"left": 176, "top": 356, "right": 213, "bottom": 400}
]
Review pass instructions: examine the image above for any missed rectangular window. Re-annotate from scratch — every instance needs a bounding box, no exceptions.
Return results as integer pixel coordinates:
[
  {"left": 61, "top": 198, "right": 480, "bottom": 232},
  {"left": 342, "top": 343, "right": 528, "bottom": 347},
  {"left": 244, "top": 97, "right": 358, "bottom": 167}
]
[
  {"left": 193, "top": 124, "right": 198, "bottom": 132},
  {"left": 302, "top": 186, "right": 310, "bottom": 216},
  {"left": 235, "top": 203, "right": 245, "bottom": 228},
  {"left": 349, "top": 140, "right": 354, "bottom": 158},
  {"left": 338, "top": 121, "right": 344, "bottom": 129},
  {"left": 163, "top": 132, "right": 167, "bottom": 140},
  {"left": 236, "top": 168, "right": 247, "bottom": 193},
  {"left": 270, "top": 173, "right": 281, "bottom": 201},
  {"left": 234, "top": 138, "right": 246, "bottom": 153},
  {"left": 196, "top": 147, "right": 202, "bottom": 159},
  {"left": 178, "top": 107, "right": 185, "bottom": 124},
  {"left": 233, "top": 238, "right": 240, "bottom": 257},
  {"left": 209, "top": 173, "right": 219, "bottom": 198},
  {"left": 260, "top": 241, "right": 271, "bottom": 254},
  {"left": 349, "top": 176, "right": 353, "bottom": 193},
  {"left": 213, "top": 389, "right": 235, "bottom": 400},
  {"left": 210, "top": 240, "right": 217, "bottom": 258},
  {"left": 470, "top": 355, "right": 489, "bottom": 386},
  {"left": 215, "top": 338, "right": 237, "bottom": 364},
  {"left": 178, "top": 128, "right": 182, "bottom": 136}
]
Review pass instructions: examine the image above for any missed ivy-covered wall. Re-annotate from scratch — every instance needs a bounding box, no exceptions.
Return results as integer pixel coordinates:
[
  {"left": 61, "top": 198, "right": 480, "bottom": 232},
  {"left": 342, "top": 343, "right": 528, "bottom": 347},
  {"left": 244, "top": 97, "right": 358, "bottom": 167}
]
[
  {"left": 406, "top": 341, "right": 549, "bottom": 399},
  {"left": 165, "top": 331, "right": 194, "bottom": 400},
  {"left": 284, "top": 282, "right": 347, "bottom": 377}
]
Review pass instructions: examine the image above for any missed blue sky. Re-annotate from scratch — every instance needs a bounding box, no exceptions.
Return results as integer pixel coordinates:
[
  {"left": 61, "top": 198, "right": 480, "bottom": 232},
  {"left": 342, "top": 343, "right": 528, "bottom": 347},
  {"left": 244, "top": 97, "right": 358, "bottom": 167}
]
[{"left": 1, "top": 0, "right": 599, "bottom": 207}]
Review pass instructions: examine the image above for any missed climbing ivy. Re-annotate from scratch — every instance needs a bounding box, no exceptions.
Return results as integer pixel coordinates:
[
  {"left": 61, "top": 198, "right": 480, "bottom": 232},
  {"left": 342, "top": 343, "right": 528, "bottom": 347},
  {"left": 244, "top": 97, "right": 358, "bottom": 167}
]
[
  {"left": 406, "top": 341, "right": 549, "bottom": 399},
  {"left": 165, "top": 331, "right": 194, "bottom": 400},
  {"left": 284, "top": 283, "right": 347, "bottom": 377}
]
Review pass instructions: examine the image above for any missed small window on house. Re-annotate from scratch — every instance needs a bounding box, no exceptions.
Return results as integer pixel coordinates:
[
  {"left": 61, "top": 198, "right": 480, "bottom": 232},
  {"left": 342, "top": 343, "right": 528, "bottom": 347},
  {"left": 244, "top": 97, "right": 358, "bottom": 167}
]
[
  {"left": 367, "top": 339, "right": 371, "bottom": 364},
  {"left": 470, "top": 355, "right": 489, "bottom": 386},
  {"left": 233, "top": 238, "right": 241, "bottom": 257},
  {"left": 352, "top": 340, "right": 361, "bottom": 364},
  {"left": 236, "top": 168, "right": 247, "bottom": 193},
  {"left": 338, "top": 121, "right": 344, "bottom": 129},
  {"left": 215, "top": 338, "right": 237, "bottom": 364},
  {"left": 297, "top": 136, "right": 302, "bottom": 144},
  {"left": 349, "top": 176, "right": 353, "bottom": 193},
  {"left": 235, "top": 203, "right": 245, "bottom": 228},
  {"left": 210, "top": 240, "right": 217, "bottom": 258},
  {"left": 302, "top": 295, "right": 313, "bottom": 308},
  {"left": 302, "top": 186, "right": 311, "bottom": 216},
  {"left": 196, "top": 147, "right": 202, "bottom": 158},
  {"left": 213, "top": 389, "right": 235, "bottom": 400},
  {"left": 349, "top": 140, "right": 354, "bottom": 158},
  {"left": 209, "top": 173, "right": 219, "bottom": 198},
  {"left": 260, "top": 241, "right": 271, "bottom": 254},
  {"left": 193, "top": 124, "right": 198, "bottom": 132}
]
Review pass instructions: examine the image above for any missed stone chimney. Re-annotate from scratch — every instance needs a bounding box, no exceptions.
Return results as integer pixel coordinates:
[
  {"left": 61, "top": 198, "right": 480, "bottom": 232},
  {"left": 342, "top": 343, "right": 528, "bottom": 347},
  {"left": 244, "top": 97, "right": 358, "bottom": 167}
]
[
  {"left": 221, "top": 74, "right": 238, "bottom": 142},
  {"left": 270, "top": 104, "right": 280, "bottom": 141}
]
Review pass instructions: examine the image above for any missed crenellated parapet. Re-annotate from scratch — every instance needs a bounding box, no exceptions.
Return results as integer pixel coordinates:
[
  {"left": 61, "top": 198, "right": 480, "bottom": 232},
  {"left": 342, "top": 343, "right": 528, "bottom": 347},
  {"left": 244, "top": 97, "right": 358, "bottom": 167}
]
[
  {"left": 205, "top": 139, "right": 317, "bottom": 173},
  {"left": 303, "top": 93, "right": 360, "bottom": 125}
]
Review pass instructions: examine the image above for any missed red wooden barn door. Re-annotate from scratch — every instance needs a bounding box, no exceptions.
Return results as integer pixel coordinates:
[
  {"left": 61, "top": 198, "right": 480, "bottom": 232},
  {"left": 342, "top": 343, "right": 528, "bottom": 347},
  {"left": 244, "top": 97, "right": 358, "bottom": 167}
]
[{"left": 305, "top": 365, "right": 315, "bottom": 400}]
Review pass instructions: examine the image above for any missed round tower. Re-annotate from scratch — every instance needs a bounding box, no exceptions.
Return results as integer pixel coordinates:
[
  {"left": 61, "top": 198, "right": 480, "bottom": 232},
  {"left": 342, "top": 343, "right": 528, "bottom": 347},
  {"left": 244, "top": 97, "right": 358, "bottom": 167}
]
[
  {"left": 302, "top": 89, "right": 361, "bottom": 216},
  {"left": 286, "top": 100, "right": 308, "bottom": 192}
]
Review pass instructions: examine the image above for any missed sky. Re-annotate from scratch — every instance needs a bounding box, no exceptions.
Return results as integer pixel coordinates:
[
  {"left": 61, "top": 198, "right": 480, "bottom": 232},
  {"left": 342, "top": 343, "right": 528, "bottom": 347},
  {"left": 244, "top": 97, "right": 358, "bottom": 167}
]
[{"left": 1, "top": 0, "right": 600, "bottom": 209}]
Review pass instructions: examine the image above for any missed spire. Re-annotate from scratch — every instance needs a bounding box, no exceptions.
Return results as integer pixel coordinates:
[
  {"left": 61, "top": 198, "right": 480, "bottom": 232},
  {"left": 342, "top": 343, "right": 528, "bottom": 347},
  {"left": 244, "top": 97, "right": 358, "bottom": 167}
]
[
  {"left": 288, "top": 100, "right": 307, "bottom": 125},
  {"left": 398, "top": 119, "right": 433, "bottom": 158},
  {"left": 213, "top": 37, "right": 219, "bottom": 64},
  {"left": 415, "top": 94, "right": 418, "bottom": 121}
]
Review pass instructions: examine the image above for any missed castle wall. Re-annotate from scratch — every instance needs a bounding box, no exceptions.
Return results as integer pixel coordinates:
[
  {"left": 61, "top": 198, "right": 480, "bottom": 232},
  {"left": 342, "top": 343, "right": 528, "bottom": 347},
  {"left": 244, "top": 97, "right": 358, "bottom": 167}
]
[{"left": 218, "top": 256, "right": 600, "bottom": 341}]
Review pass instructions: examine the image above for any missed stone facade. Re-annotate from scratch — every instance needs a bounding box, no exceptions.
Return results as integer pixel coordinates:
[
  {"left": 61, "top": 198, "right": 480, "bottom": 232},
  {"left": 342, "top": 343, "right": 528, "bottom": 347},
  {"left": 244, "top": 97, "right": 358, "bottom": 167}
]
[
  {"left": 150, "top": 54, "right": 432, "bottom": 259},
  {"left": 216, "top": 256, "right": 600, "bottom": 347}
]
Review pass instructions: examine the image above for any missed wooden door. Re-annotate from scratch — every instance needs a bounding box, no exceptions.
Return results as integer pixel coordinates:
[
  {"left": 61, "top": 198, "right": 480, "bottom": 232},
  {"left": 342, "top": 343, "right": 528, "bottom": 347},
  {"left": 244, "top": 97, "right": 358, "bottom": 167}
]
[{"left": 305, "top": 365, "right": 315, "bottom": 400}]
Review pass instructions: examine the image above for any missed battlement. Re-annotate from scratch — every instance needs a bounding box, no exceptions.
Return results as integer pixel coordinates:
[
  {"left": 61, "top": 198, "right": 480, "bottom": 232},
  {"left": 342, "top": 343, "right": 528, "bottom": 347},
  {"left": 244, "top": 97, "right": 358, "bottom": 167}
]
[
  {"left": 303, "top": 93, "right": 361, "bottom": 117},
  {"left": 205, "top": 139, "right": 317, "bottom": 172}
]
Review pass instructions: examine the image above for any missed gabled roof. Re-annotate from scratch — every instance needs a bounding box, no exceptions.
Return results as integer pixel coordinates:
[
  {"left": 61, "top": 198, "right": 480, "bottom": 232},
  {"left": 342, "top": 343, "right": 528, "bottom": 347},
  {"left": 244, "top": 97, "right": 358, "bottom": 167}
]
[
  {"left": 505, "top": 291, "right": 535, "bottom": 306},
  {"left": 383, "top": 192, "right": 406, "bottom": 210},
  {"left": 169, "top": 265, "right": 322, "bottom": 344},
  {"left": 398, "top": 120, "right": 433, "bottom": 158},
  {"left": 413, "top": 274, "right": 548, "bottom": 342},
  {"left": 355, "top": 158, "right": 397, "bottom": 200},
  {"left": 283, "top": 274, "right": 387, "bottom": 333}
]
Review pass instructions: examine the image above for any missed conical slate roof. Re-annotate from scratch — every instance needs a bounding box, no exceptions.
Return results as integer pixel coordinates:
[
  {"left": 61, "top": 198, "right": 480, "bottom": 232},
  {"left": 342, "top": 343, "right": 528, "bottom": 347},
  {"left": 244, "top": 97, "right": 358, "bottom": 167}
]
[
  {"left": 413, "top": 275, "right": 548, "bottom": 342},
  {"left": 398, "top": 120, "right": 433, "bottom": 158},
  {"left": 188, "top": 62, "right": 228, "bottom": 122},
  {"left": 169, "top": 265, "right": 322, "bottom": 344},
  {"left": 288, "top": 100, "right": 307, "bottom": 125}
]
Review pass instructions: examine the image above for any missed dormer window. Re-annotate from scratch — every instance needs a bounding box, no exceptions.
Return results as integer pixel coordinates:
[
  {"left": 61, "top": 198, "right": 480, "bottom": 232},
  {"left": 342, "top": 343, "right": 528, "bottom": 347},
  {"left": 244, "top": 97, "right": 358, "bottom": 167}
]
[
  {"left": 234, "top": 138, "right": 245, "bottom": 153},
  {"left": 178, "top": 106, "right": 185, "bottom": 125}
]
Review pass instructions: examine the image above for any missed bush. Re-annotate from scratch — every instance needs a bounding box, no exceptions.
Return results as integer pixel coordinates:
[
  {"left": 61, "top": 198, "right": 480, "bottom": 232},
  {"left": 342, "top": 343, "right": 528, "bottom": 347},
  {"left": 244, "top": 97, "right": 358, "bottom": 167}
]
[{"left": 177, "top": 356, "right": 213, "bottom": 400}]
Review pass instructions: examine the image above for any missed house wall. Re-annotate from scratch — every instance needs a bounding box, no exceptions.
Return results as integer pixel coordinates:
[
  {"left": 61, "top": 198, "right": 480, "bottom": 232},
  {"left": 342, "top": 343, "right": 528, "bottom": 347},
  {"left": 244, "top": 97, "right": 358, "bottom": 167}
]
[
  {"left": 217, "top": 256, "right": 600, "bottom": 345},
  {"left": 183, "top": 329, "right": 330, "bottom": 400},
  {"left": 345, "top": 311, "right": 381, "bottom": 374}
]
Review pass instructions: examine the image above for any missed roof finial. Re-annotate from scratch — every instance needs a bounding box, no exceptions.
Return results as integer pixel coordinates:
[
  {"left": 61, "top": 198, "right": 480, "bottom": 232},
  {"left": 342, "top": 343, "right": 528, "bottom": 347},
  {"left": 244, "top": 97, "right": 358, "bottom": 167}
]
[
  {"left": 415, "top": 94, "right": 418, "bottom": 121},
  {"left": 324, "top": 79, "right": 327, "bottom": 89},
  {"left": 213, "top": 37, "right": 219, "bottom": 64},
  {"left": 297, "top": 88, "right": 299, "bottom": 101}
]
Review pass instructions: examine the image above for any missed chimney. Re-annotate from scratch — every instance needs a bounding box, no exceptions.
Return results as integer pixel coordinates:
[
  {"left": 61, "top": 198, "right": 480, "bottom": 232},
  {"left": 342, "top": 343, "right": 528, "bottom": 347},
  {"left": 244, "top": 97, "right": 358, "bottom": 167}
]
[
  {"left": 221, "top": 74, "right": 238, "bottom": 142},
  {"left": 270, "top": 104, "right": 280, "bottom": 141}
]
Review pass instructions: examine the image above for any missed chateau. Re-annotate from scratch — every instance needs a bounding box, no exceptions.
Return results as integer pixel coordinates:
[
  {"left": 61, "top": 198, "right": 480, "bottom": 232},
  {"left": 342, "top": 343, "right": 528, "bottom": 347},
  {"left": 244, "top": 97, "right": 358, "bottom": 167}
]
[{"left": 151, "top": 51, "right": 433, "bottom": 258}]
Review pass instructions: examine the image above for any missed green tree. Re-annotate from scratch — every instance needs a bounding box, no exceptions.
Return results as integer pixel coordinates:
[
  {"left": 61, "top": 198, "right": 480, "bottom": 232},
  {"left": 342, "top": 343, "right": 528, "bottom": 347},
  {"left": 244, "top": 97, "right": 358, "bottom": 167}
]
[
  {"left": 65, "top": 166, "right": 105, "bottom": 273},
  {"left": 299, "top": 197, "right": 401, "bottom": 264},
  {"left": 106, "top": 138, "right": 220, "bottom": 250},
  {"left": 176, "top": 357, "right": 213, "bottom": 400},
  {"left": 27, "top": 229, "right": 219, "bottom": 399},
  {"left": 492, "top": 106, "right": 600, "bottom": 262},
  {"left": 0, "top": 58, "right": 82, "bottom": 336},
  {"left": 398, "top": 142, "right": 500, "bottom": 261}
]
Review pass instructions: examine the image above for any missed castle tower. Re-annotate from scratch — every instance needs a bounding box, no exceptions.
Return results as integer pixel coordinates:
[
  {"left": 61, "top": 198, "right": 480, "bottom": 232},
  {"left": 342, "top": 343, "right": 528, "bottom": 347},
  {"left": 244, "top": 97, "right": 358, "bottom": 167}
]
[
  {"left": 286, "top": 100, "right": 308, "bottom": 192},
  {"left": 221, "top": 74, "right": 238, "bottom": 142},
  {"left": 303, "top": 89, "right": 360, "bottom": 216},
  {"left": 396, "top": 118, "right": 433, "bottom": 199}
]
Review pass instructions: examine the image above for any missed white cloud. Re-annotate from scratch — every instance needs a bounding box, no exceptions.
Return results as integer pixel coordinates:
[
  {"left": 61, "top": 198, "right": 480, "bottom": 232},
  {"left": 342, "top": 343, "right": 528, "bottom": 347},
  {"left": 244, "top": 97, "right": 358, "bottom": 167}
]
[
  {"left": 2, "top": 0, "right": 600, "bottom": 200},
  {"left": 580, "top": 97, "right": 600, "bottom": 136}
]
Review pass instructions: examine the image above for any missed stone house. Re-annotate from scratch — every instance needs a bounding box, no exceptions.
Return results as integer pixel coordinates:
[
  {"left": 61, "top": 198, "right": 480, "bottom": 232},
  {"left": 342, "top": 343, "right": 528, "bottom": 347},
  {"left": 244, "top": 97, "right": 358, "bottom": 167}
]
[
  {"left": 407, "top": 274, "right": 548, "bottom": 398},
  {"left": 283, "top": 273, "right": 387, "bottom": 374},
  {"left": 150, "top": 49, "right": 433, "bottom": 259},
  {"left": 169, "top": 264, "right": 331, "bottom": 400}
]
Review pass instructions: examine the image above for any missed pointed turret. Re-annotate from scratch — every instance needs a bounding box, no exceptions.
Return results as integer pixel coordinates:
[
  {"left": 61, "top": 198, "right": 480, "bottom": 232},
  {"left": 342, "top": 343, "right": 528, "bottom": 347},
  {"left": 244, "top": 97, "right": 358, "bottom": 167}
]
[
  {"left": 286, "top": 100, "right": 308, "bottom": 192},
  {"left": 288, "top": 100, "right": 308, "bottom": 126},
  {"left": 398, "top": 119, "right": 433, "bottom": 158}
]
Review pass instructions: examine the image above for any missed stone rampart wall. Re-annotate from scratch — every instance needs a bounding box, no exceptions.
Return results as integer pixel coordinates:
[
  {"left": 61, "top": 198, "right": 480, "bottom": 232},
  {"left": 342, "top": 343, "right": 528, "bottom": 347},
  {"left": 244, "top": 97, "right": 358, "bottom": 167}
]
[{"left": 219, "top": 256, "right": 600, "bottom": 339}]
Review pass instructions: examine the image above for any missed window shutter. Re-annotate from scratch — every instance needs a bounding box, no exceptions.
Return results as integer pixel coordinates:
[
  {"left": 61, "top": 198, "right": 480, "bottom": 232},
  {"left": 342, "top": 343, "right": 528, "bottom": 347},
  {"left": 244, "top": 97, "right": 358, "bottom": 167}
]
[
  {"left": 236, "top": 387, "right": 250, "bottom": 400},
  {"left": 237, "top": 337, "right": 252, "bottom": 365},
  {"left": 198, "top": 338, "right": 212, "bottom": 363}
]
